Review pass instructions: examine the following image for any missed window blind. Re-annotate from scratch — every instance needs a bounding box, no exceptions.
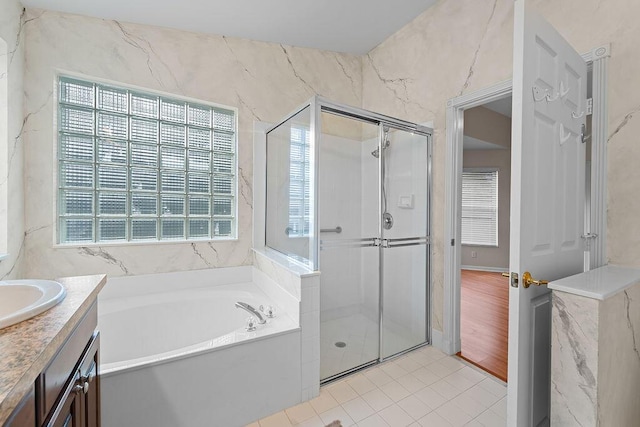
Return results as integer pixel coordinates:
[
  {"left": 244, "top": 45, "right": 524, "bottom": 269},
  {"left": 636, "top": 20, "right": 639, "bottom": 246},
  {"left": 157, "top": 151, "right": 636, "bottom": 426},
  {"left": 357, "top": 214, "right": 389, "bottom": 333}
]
[
  {"left": 288, "top": 126, "right": 311, "bottom": 237},
  {"left": 461, "top": 170, "right": 498, "bottom": 246},
  {"left": 57, "top": 76, "right": 237, "bottom": 244}
]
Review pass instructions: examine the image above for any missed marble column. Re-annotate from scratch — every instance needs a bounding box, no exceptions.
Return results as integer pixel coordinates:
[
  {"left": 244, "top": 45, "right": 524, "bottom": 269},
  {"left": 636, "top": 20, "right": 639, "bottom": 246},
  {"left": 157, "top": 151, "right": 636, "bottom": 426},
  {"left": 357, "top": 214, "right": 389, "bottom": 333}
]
[{"left": 549, "top": 265, "right": 640, "bottom": 426}]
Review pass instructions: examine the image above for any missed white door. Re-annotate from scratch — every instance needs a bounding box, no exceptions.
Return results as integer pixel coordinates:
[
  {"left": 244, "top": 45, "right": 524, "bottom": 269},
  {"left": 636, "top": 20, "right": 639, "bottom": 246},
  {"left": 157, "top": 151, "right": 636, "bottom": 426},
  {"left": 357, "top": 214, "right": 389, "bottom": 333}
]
[{"left": 508, "top": 0, "right": 587, "bottom": 425}]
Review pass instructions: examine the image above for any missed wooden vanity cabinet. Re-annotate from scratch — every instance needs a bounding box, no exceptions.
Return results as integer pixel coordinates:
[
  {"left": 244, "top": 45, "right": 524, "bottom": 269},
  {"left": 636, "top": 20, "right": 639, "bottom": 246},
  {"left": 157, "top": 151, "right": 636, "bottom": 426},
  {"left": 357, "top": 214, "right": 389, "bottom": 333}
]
[
  {"left": 40, "top": 302, "right": 100, "bottom": 427},
  {"left": 4, "top": 388, "right": 35, "bottom": 426},
  {"left": 4, "top": 302, "right": 100, "bottom": 427},
  {"left": 45, "top": 333, "right": 100, "bottom": 427}
]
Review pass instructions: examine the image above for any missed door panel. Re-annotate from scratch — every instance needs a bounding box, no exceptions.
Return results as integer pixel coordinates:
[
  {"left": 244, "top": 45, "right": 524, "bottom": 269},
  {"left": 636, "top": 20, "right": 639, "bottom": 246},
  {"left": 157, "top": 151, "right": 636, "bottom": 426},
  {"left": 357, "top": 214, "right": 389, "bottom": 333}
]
[
  {"left": 318, "top": 112, "right": 380, "bottom": 381},
  {"left": 509, "top": 1, "right": 587, "bottom": 425},
  {"left": 381, "top": 243, "right": 427, "bottom": 358},
  {"left": 318, "top": 111, "right": 431, "bottom": 380},
  {"left": 381, "top": 128, "right": 430, "bottom": 359},
  {"left": 530, "top": 293, "right": 552, "bottom": 427}
]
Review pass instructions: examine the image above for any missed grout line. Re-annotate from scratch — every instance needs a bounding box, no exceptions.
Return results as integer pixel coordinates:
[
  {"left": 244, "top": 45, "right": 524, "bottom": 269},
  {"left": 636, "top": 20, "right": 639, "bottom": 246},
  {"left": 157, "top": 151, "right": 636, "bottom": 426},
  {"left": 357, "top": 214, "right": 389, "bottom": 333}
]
[{"left": 252, "top": 345, "right": 507, "bottom": 427}]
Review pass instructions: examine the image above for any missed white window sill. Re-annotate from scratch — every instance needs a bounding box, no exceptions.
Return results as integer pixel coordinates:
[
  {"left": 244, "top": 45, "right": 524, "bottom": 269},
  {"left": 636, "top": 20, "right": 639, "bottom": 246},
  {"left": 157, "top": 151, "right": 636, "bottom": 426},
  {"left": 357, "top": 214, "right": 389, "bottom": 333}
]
[{"left": 53, "top": 237, "right": 238, "bottom": 249}]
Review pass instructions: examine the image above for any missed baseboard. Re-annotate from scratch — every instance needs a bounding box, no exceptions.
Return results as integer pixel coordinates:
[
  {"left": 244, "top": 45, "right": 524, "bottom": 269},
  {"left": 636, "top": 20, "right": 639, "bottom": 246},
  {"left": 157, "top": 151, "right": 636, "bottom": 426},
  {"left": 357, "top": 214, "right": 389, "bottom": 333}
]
[
  {"left": 431, "top": 329, "right": 444, "bottom": 352},
  {"left": 432, "top": 328, "right": 461, "bottom": 355},
  {"left": 461, "top": 265, "right": 508, "bottom": 273}
]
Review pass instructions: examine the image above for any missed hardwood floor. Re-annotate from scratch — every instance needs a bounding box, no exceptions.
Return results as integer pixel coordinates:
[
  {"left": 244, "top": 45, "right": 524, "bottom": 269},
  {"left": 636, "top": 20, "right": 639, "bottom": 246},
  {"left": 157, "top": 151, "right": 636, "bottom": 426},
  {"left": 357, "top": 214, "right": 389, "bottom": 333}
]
[{"left": 458, "top": 269, "right": 509, "bottom": 382}]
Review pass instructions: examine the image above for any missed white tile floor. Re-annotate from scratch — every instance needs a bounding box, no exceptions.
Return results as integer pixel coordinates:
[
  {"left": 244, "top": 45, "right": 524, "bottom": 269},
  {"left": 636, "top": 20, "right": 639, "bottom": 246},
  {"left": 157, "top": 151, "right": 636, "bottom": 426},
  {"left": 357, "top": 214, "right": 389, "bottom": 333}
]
[{"left": 248, "top": 346, "right": 507, "bottom": 427}]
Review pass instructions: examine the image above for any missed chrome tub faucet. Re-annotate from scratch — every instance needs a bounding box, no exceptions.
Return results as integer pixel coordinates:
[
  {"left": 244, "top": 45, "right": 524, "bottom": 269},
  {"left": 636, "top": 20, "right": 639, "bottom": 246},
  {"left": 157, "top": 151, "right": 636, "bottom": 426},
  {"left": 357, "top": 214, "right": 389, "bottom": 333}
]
[{"left": 235, "top": 301, "right": 267, "bottom": 325}]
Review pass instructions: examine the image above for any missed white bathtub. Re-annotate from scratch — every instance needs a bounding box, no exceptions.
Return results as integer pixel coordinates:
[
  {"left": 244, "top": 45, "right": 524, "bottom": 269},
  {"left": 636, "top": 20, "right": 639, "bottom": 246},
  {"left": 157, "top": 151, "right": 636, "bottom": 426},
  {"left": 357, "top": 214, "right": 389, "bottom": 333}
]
[{"left": 99, "top": 266, "right": 302, "bottom": 427}]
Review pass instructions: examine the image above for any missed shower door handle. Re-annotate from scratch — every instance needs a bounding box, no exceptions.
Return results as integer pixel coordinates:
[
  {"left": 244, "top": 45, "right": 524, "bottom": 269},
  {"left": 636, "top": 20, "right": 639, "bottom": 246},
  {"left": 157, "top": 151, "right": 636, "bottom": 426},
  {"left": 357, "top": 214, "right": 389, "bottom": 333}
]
[
  {"left": 320, "top": 237, "right": 378, "bottom": 250},
  {"left": 321, "top": 236, "right": 430, "bottom": 250},
  {"left": 382, "top": 236, "right": 430, "bottom": 248},
  {"left": 320, "top": 226, "right": 342, "bottom": 233}
]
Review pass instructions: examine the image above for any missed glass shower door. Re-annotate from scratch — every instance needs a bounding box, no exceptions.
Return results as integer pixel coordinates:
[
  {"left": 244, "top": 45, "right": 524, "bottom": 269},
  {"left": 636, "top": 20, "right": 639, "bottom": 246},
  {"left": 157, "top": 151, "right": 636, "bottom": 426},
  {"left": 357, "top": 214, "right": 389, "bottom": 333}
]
[
  {"left": 319, "top": 112, "right": 380, "bottom": 381},
  {"left": 380, "top": 127, "right": 430, "bottom": 359}
]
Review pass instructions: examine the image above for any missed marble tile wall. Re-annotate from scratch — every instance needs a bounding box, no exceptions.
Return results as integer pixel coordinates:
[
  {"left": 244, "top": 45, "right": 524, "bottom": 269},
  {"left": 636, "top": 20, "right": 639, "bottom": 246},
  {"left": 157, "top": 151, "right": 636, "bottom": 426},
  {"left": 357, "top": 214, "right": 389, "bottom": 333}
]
[
  {"left": 253, "top": 249, "right": 304, "bottom": 300},
  {"left": 551, "top": 283, "right": 640, "bottom": 425},
  {"left": 17, "top": 0, "right": 640, "bottom": 340},
  {"left": 361, "top": 0, "right": 640, "bottom": 333},
  {"left": 0, "top": 0, "right": 25, "bottom": 280},
  {"left": 22, "top": 9, "right": 362, "bottom": 279},
  {"left": 598, "top": 284, "right": 640, "bottom": 425},
  {"left": 550, "top": 291, "right": 599, "bottom": 425}
]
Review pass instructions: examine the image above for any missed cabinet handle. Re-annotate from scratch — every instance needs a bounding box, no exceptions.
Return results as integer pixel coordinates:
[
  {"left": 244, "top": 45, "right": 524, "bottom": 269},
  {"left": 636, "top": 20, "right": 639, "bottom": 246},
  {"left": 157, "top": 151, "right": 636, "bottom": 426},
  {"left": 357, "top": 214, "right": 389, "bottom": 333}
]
[
  {"left": 85, "top": 361, "right": 97, "bottom": 383},
  {"left": 73, "top": 381, "right": 89, "bottom": 394}
]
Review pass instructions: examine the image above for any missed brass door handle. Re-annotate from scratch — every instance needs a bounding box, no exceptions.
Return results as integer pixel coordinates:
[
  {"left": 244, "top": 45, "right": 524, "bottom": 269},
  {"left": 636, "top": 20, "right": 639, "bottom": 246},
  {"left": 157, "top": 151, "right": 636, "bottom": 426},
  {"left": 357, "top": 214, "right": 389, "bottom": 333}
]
[{"left": 522, "top": 271, "right": 549, "bottom": 289}]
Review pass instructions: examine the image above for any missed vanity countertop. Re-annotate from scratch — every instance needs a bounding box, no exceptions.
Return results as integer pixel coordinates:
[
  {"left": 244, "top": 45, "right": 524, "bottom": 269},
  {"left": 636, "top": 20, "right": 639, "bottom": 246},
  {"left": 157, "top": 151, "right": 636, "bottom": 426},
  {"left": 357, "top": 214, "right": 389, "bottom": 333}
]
[
  {"left": 0, "top": 274, "right": 106, "bottom": 424},
  {"left": 548, "top": 265, "right": 640, "bottom": 300}
]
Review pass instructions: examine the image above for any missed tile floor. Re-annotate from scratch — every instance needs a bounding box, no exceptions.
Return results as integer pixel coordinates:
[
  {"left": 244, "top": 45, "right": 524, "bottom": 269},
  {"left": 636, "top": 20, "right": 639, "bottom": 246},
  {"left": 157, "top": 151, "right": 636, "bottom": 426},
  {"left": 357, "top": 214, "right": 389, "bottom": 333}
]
[{"left": 248, "top": 346, "right": 507, "bottom": 427}]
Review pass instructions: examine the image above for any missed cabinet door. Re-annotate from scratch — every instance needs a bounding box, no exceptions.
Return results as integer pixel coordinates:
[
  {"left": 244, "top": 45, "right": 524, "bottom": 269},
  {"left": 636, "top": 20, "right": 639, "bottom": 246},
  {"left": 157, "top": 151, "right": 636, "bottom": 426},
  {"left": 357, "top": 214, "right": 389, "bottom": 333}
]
[
  {"left": 5, "top": 387, "right": 36, "bottom": 427},
  {"left": 46, "top": 333, "right": 100, "bottom": 427},
  {"left": 47, "top": 374, "right": 82, "bottom": 427},
  {"left": 79, "top": 334, "right": 100, "bottom": 427}
]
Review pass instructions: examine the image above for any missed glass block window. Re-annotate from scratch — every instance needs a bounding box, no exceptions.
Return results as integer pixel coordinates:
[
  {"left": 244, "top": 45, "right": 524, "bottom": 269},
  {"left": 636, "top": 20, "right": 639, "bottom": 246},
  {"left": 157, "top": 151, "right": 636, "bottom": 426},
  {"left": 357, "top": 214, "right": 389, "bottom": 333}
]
[
  {"left": 461, "top": 169, "right": 499, "bottom": 246},
  {"left": 288, "top": 126, "right": 311, "bottom": 237},
  {"left": 57, "top": 76, "right": 237, "bottom": 244}
]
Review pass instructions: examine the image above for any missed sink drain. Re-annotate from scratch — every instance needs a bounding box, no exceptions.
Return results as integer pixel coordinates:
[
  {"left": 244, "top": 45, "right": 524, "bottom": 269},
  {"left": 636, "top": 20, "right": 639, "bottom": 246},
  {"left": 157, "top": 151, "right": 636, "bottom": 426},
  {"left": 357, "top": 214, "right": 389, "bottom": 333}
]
[{"left": 335, "top": 341, "right": 346, "bottom": 348}]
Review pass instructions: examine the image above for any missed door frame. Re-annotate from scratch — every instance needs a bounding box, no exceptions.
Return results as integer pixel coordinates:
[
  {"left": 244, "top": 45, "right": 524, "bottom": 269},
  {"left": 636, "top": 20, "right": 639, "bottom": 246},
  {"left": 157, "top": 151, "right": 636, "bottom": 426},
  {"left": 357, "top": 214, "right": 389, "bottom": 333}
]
[{"left": 442, "top": 44, "right": 611, "bottom": 356}]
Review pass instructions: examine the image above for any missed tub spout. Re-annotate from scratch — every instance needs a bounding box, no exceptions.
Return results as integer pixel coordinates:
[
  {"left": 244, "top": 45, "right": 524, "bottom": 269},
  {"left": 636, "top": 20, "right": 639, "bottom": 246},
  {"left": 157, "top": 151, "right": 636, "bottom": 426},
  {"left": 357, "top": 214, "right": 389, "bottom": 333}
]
[{"left": 235, "top": 302, "right": 267, "bottom": 324}]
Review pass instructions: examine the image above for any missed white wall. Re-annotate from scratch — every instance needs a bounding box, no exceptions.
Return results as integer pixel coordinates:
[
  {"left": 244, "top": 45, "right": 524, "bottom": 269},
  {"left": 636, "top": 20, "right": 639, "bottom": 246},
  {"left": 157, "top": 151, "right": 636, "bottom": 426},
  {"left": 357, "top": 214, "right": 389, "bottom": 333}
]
[
  {"left": 22, "top": 9, "right": 361, "bottom": 279},
  {"left": 0, "top": 0, "right": 25, "bottom": 279}
]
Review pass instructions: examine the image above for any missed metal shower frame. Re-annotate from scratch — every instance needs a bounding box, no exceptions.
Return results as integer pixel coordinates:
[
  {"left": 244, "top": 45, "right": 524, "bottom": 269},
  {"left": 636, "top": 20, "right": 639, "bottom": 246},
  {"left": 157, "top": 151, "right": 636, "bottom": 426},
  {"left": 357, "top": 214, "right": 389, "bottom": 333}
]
[{"left": 265, "top": 95, "right": 434, "bottom": 379}]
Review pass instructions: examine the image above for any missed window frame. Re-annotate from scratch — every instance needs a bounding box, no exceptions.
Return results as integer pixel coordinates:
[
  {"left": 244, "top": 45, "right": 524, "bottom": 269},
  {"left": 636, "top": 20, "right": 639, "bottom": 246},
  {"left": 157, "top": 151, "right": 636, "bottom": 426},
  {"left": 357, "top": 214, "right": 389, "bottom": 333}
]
[
  {"left": 460, "top": 168, "right": 499, "bottom": 247},
  {"left": 53, "top": 72, "right": 239, "bottom": 247}
]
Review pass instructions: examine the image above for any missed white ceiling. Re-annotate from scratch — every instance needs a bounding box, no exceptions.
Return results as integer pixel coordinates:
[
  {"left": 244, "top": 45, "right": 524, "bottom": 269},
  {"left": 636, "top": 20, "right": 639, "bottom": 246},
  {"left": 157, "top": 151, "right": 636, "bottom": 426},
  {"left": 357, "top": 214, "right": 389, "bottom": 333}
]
[
  {"left": 483, "top": 96, "right": 512, "bottom": 118},
  {"left": 21, "top": 0, "right": 438, "bottom": 54},
  {"left": 463, "top": 135, "right": 507, "bottom": 151}
]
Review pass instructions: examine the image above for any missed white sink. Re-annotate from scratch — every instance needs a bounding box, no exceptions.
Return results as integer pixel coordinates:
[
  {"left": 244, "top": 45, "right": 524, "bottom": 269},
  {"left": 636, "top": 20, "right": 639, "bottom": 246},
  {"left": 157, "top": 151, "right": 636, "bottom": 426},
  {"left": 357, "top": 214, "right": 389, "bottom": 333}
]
[{"left": 0, "top": 280, "right": 66, "bottom": 330}]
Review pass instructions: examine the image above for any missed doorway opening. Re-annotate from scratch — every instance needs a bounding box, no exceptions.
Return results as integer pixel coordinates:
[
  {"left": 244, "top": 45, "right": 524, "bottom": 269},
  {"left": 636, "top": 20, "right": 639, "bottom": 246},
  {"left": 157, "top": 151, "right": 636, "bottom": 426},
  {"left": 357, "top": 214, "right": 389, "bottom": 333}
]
[
  {"left": 457, "top": 97, "right": 512, "bottom": 382},
  {"left": 442, "top": 58, "right": 608, "bottom": 381}
]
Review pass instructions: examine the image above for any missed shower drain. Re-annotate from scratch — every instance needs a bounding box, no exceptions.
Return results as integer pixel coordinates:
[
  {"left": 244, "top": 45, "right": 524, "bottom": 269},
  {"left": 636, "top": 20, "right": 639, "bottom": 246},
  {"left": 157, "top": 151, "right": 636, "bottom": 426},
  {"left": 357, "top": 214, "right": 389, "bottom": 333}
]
[{"left": 335, "top": 341, "right": 346, "bottom": 348}]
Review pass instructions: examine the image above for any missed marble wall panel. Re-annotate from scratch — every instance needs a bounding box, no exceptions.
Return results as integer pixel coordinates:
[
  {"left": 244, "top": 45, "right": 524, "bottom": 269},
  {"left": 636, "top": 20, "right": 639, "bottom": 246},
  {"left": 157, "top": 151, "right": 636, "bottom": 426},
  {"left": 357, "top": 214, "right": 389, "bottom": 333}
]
[
  {"left": 598, "top": 285, "right": 640, "bottom": 426},
  {"left": 20, "top": 0, "right": 640, "bottom": 337},
  {"left": 0, "top": 0, "right": 25, "bottom": 279},
  {"left": 22, "top": 10, "right": 362, "bottom": 278},
  {"left": 362, "top": 0, "right": 640, "bottom": 332},
  {"left": 550, "top": 291, "right": 599, "bottom": 426}
]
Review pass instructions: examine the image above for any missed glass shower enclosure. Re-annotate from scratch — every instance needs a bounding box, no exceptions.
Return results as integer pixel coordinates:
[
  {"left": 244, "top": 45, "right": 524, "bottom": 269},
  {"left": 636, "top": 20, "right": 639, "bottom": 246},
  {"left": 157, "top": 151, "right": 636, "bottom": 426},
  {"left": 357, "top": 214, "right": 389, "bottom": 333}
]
[{"left": 265, "top": 97, "right": 432, "bottom": 382}]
